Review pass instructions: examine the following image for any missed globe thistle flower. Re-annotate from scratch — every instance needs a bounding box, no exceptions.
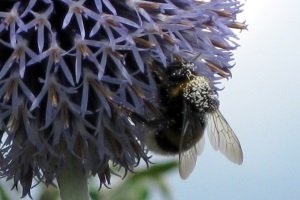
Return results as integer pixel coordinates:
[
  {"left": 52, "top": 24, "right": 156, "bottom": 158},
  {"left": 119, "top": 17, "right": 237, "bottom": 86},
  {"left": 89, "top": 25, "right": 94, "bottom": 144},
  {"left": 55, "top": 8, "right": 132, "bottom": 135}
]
[{"left": 0, "top": 0, "right": 246, "bottom": 198}]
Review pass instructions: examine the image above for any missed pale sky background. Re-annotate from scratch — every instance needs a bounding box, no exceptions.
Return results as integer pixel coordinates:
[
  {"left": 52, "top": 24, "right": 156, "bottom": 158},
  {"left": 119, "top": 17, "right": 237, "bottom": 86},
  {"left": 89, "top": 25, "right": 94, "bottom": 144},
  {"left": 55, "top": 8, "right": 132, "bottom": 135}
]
[
  {"left": 165, "top": 0, "right": 300, "bottom": 200},
  {"left": 2, "top": 0, "right": 300, "bottom": 199}
]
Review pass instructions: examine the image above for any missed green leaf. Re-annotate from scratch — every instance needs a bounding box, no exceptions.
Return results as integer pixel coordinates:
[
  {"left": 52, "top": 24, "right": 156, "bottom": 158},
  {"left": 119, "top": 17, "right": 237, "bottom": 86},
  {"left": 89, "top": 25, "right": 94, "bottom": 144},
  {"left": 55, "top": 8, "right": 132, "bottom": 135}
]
[
  {"left": 38, "top": 186, "right": 59, "bottom": 200},
  {"left": 96, "top": 160, "right": 177, "bottom": 200},
  {"left": 0, "top": 185, "right": 10, "bottom": 200}
]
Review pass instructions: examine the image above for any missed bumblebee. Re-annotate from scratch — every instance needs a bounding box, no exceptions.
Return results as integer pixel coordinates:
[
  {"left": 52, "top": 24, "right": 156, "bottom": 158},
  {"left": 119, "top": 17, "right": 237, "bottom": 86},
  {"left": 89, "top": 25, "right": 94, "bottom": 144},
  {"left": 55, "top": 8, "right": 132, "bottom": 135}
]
[{"left": 146, "top": 59, "right": 243, "bottom": 179}]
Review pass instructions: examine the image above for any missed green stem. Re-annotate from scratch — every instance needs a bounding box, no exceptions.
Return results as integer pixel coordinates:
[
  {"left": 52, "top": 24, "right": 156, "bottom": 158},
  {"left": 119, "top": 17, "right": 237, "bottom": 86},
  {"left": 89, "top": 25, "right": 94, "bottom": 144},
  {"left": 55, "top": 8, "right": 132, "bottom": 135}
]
[{"left": 56, "top": 153, "right": 89, "bottom": 200}]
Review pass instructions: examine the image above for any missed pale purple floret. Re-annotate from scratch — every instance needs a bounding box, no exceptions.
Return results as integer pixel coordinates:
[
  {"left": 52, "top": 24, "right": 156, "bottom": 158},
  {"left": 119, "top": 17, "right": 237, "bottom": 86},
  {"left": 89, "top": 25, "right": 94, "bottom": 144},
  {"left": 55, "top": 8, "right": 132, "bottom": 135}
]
[
  {"left": 21, "top": 3, "right": 53, "bottom": 52},
  {"left": 0, "top": 37, "right": 38, "bottom": 79},
  {"left": 61, "top": 0, "right": 100, "bottom": 39},
  {"left": 94, "top": 0, "right": 117, "bottom": 15},
  {"left": 0, "top": 2, "right": 26, "bottom": 46},
  {"left": 28, "top": 33, "right": 75, "bottom": 86}
]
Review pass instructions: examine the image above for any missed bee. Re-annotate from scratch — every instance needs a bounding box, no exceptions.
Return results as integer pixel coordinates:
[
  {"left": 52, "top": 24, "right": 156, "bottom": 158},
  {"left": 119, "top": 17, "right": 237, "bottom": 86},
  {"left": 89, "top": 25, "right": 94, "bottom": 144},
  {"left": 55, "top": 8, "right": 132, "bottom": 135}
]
[{"left": 146, "top": 58, "right": 243, "bottom": 179}]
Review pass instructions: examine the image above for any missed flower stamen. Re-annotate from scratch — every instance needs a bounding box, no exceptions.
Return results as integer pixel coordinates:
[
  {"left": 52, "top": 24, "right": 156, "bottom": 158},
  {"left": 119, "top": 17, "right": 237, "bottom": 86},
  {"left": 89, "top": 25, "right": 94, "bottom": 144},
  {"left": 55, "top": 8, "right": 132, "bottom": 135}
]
[{"left": 49, "top": 85, "right": 58, "bottom": 107}]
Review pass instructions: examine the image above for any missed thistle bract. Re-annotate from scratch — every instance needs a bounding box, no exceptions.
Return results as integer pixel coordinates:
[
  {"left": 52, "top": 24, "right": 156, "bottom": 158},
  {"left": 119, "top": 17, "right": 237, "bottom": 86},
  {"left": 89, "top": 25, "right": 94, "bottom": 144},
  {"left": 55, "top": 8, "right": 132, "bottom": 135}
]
[{"left": 0, "top": 0, "right": 245, "bottom": 197}]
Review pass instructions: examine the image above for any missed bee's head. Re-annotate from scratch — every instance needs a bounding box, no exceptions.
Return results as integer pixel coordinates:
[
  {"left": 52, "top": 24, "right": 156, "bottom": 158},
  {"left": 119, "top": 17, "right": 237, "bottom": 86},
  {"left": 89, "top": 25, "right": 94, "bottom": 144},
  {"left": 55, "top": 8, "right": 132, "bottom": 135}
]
[{"left": 166, "top": 60, "right": 196, "bottom": 82}]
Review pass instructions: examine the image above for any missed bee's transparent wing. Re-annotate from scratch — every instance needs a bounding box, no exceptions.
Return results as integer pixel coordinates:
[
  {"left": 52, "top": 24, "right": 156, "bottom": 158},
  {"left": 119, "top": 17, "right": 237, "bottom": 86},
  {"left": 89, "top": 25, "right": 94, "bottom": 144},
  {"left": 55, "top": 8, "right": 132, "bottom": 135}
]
[
  {"left": 178, "top": 104, "right": 205, "bottom": 179},
  {"left": 179, "top": 136, "right": 205, "bottom": 179},
  {"left": 207, "top": 110, "right": 243, "bottom": 164}
]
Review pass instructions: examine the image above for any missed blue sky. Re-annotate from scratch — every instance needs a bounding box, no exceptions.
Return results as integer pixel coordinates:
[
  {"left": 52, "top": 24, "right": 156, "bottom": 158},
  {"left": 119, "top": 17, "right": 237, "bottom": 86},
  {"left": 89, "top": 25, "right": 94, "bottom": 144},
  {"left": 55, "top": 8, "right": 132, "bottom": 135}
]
[{"left": 166, "top": 0, "right": 300, "bottom": 199}]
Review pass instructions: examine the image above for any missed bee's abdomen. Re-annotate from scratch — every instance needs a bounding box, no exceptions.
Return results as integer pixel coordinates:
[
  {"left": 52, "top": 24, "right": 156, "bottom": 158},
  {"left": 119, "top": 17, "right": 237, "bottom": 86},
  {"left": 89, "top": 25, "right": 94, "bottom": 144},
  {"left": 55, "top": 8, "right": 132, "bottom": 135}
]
[
  {"left": 154, "top": 93, "right": 184, "bottom": 154},
  {"left": 154, "top": 129, "right": 181, "bottom": 154}
]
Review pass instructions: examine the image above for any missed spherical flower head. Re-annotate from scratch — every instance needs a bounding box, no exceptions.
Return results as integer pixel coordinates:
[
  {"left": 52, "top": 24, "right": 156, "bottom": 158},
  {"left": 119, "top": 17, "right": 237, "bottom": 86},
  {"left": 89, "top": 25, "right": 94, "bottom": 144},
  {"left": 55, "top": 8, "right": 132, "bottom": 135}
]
[{"left": 0, "top": 0, "right": 246, "bottom": 197}]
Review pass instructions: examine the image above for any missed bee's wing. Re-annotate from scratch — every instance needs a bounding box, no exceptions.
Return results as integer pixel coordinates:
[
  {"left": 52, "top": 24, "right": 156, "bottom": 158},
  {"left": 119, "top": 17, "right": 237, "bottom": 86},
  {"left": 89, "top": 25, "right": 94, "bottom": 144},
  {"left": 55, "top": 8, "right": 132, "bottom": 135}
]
[
  {"left": 178, "top": 104, "right": 205, "bottom": 179},
  {"left": 206, "top": 110, "right": 243, "bottom": 164},
  {"left": 179, "top": 136, "right": 205, "bottom": 179}
]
